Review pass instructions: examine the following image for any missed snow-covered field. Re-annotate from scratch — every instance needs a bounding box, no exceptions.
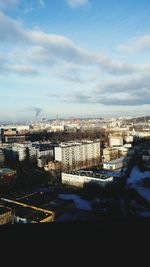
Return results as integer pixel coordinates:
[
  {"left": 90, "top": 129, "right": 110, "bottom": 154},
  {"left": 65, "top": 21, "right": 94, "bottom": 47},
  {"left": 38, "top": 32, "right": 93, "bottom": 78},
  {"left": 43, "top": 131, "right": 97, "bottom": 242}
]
[
  {"left": 58, "top": 194, "right": 92, "bottom": 211},
  {"left": 137, "top": 211, "right": 150, "bottom": 217},
  {"left": 127, "top": 166, "right": 150, "bottom": 187},
  {"left": 127, "top": 166, "right": 150, "bottom": 203},
  {"left": 137, "top": 188, "right": 150, "bottom": 203}
]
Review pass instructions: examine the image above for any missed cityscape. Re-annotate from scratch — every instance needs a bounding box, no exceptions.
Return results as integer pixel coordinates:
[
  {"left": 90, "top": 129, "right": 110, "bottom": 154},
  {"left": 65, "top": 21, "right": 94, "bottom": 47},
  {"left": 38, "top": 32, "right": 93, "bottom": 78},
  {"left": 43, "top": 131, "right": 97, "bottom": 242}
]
[
  {"left": 0, "top": 116, "right": 150, "bottom": 224},
  {"left": 0, "top": 0, "right": 150, "bottom": 225}
]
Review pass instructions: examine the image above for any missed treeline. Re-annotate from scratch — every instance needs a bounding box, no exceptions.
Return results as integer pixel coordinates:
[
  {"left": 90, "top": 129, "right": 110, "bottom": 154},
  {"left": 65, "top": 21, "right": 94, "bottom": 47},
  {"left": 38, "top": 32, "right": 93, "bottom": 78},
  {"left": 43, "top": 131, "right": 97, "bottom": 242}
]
[{"left": 25, "top": 129, "right": 106, "bottom": 143}]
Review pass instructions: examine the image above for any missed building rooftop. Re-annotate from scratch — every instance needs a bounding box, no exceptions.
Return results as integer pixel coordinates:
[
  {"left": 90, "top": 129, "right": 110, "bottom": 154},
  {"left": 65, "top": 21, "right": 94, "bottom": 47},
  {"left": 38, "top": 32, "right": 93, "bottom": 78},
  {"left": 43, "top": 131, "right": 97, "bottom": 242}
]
[
  {"left": 16, "top": 191, "right": 55, "bottom": 206},
  {"left": 65, "top": 170, "right": 113, "bottom": 180},
  {"left": 59, "top": 140, "right": 100, "bottom": 147},
  {"left": 0, "top": 168, "right": 16, "bottom": 174},
  {"left": 41, "top": 199, "right": 74, "bottom": 214},
  {"left": 15, "top": 207, "right": 50, "bottom": 222},
  {"left": 104, "top": 157, "right": 127, "bottom": 164},
  {"left": 0, "top": 205, "right": 11, "bottom": 215},
  {"left": 14, "top": 198, "right": 74, "bottom": 222}
]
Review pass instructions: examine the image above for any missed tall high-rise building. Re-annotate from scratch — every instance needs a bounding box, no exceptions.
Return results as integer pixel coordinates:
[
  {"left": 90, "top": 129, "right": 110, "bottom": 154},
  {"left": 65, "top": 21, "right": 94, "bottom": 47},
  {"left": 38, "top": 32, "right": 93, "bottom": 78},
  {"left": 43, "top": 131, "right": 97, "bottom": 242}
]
[{"left": 55, "top": 141, "right": 100, "bottom": 171}]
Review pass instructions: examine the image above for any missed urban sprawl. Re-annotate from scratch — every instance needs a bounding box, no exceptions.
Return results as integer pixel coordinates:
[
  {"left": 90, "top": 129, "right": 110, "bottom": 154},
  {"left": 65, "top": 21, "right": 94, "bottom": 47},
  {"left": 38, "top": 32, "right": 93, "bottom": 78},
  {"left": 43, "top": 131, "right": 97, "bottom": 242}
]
[{"left": 0, "top": 116, "right": 150, "bottom": 224}]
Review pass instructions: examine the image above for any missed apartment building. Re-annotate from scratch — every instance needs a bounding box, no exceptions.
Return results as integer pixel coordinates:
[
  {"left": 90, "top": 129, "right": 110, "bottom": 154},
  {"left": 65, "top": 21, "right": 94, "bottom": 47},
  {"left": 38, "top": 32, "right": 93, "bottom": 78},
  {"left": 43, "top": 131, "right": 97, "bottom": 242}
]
[
  {"left": 109, "top": 136, "right": 123, "bottom": 147},
  {"left": 102, "top": 148, "right": 119, "bottom": 163},
  {"left": 12, "top": 144, "right": 27, "bottom": 161},
  {"left": 55, "top": 141, "right": 100, "bottom": 171}
]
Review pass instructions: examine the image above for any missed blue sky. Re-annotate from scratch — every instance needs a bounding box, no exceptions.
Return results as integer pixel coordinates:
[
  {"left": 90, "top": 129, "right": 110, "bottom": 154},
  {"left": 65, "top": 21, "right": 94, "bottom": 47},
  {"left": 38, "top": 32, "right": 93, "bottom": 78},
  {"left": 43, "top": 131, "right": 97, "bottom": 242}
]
[{"left": 0, "top": 0, "right": 150, "bottom": 122}]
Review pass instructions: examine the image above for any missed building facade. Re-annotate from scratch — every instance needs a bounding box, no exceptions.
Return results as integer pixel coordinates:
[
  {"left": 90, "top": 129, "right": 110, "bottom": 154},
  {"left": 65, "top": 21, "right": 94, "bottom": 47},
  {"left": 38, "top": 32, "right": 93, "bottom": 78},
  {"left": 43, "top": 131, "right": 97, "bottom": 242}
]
[
  {"left": 109, "top": 136, "right": 123, "bottom": 147},
  {"left": 62, "top": 171, "right": 113, "bottom": 188},
  {"left": 0, "top": 150, "right": 5, "bottom": 167},
  {"left": 102, "top": 148, "right": 119, "bottom": 163},
  {"left": 103, "top": 157, "right": 128, "bottom": 171},
  {"left": 0, "top": 206, "right": 12, "bottom": 225},
  {"left": 55, "top": 141, "right": 101, "bottom": 171}
]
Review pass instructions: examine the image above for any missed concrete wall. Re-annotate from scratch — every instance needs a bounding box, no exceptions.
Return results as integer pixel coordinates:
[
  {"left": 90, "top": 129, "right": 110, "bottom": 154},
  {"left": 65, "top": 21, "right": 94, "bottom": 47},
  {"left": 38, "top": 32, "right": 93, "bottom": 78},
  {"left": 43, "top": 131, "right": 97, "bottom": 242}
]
[
  {"left": 62, "top": 172, "right": 113, "bottom": 188},
  {"left": 55, "top": 147, "right": 62, "bottom": 161},
  {"left": 103, "top": 158, "right": 127, "bottom": 170}
]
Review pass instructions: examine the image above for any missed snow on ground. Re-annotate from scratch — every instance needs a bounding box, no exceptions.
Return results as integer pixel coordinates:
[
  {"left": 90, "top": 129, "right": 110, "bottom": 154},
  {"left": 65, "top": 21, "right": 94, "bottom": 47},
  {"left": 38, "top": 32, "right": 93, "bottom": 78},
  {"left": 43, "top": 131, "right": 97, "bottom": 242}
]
[
  {"left": 127, "top": 166, "right": 150, "bottom": 187},
  {"left": 58, "top": 194, "right": 92, "bottom": 211},
  {"left": 127, "top": 165, "right": 150, "bottom": 204},
  {"left": 137, "top": 187, "right": 150, "bottom": 203},
  {"left": 137, "top": 211, "right": 150, "bottom": 217},
  {"left": 56, "top": 212, "right": 72, "bottom": 222}
]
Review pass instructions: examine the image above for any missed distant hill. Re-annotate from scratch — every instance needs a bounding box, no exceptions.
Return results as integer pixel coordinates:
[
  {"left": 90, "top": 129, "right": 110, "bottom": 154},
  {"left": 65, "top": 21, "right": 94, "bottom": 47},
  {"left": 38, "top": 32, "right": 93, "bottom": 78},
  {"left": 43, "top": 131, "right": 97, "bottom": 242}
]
[{"left": 125, "top": 116, "right": 150, "bottom": 123}]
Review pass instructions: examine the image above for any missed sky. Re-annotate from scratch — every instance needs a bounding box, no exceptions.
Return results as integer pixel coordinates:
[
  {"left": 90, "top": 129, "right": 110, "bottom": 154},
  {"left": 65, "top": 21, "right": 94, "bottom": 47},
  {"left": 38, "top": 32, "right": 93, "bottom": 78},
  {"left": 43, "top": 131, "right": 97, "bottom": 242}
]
[{"left": 0, "top": 0, "right": 150, "bottom": 122}]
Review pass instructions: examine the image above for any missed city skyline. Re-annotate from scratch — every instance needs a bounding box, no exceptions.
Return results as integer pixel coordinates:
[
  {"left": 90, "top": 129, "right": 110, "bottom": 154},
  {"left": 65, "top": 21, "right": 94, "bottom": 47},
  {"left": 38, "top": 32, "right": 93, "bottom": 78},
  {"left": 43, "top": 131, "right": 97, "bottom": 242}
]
[{"left": 0, "top": 0, "right": 150, "bottom": 121}]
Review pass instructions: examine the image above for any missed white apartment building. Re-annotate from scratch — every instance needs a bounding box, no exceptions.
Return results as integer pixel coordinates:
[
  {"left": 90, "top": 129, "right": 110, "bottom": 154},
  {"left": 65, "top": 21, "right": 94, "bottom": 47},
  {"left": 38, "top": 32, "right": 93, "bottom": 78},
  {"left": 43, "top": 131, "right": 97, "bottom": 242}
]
[
  {"left": 109, "top": 136, "right": 123, "bottom": 147},
  {"left": 124, "top": 135, "right": 134, "bottom": 143},
  {"left": 50, "top": 125, "right": 65, "bottom": 132},
  {"left": 28, "top": 146, "right": 37, "bottom": 159},
  {"left": 55, "top": 141, "right": 100, "bottom": 171},
  {"left": 37, "top": 149, "right": 53, "bottom": 158},
  {"left": 0, "top": 125, "right": 30, "bottom": 132},
  {"left": 28, "top": 145, "right": 53, "bottom": 160},
  {"left": 12, "top": 144, "right": 27, "bottom": 161},
  {"left": 0, "top": 142, "right": 31, "bottom": 162},
  {"left": 0, "top": 141, "right": 54, "bottom": 162}
]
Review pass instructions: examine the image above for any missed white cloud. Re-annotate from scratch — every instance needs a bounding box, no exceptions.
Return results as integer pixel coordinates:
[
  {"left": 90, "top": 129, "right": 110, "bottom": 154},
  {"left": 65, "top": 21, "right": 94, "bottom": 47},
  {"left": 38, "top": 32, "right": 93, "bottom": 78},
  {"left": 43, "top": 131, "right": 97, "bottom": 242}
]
[
  {"left": 66, "top": 0, "right": 89, "bottom": 8},
  {"left": 1, "top": 10, "right": 150, "bottom": 78},
  {"left": 25, "top": 46, "right": 57, "bottom": 66},
  {"left": 51, "top": 73, "right": 150, "bottom": 106},
  {"left": 92, "top": 74, "right": 150, "bottom": 106},
  {"left": 39, "top": 0, "right": 45, "bottom": 8},
  {"left": 18, "top": 29, "right": 150, "bottom": 74},
  {"left": 0, "top": 52, "right": 39, "bottom": 76},
  {"left": 118, "top": 35, "right": 150, "bottom": 53},
  {"left": 23, "top": 7, "right": 36, "bottom": 15},
  {"left": 8, "top": 65, "right": 39, "bottom": 76},
  {"left": 0, "top": 0, "right": 19, "bottom": 10},
  {"left": 55, "top": 63, "right": 85, "bottom": 83},
  {"left": 0, "top": 11, "right": 27, "bottom": 43},
  {"left": 0, "top": 63, "right": 39, "bottom": 76}
]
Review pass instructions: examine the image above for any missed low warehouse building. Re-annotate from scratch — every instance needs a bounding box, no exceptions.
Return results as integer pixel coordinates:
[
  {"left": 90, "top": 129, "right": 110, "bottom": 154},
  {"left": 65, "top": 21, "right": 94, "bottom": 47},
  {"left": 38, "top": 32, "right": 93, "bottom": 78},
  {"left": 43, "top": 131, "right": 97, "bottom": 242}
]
[
  {"left": 103, "top": 157, "right": 128, "bottom": 171},
  {"left": 62, "top": 171, "right": 113, "bottom": 188}
]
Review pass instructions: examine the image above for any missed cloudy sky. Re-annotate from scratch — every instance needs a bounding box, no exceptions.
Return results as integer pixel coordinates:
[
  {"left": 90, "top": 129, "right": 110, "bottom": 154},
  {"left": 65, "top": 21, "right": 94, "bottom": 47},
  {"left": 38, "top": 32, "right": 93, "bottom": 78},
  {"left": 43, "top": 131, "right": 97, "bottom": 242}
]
[{"left": 0, "top": 0, "right": 150, "bottom": 121}]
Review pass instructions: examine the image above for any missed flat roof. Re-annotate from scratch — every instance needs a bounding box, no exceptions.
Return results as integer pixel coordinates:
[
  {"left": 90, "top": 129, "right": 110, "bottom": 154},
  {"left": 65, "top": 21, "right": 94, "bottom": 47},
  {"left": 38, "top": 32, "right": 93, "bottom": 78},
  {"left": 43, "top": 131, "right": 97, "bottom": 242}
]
[
  {"left": 103, "top": 157, "right": 126, "bottom": 164},
  {"left": 16, "top": 191, "right": 54, "bottom": 206},
  {"left": 15, "top": 207, "right": 50, "bottom": 222},
  {"left": 0, "top": 206, "right": 11, "bottom": 215},
  {"left": 59, "top": 141, "right": 100, "bottom": 147},
  {"left": 0, "top": 168, "right": 16, "bottom": 174},
  {"left": 14, "top": 199, "right": 74, "bottom": 222},
  {"left": 41, "top": 199, "right": 74, "bottom": 212},
  {"left": 63, "top": 170, "right": 113, "bottom": 180}
]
